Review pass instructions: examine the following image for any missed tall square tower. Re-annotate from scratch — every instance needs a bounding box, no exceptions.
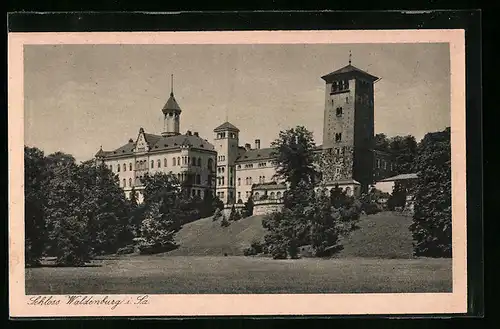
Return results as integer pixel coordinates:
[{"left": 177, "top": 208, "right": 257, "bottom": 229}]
[{"left": 320, "top": 62, "right": 379, "bottom": 192}]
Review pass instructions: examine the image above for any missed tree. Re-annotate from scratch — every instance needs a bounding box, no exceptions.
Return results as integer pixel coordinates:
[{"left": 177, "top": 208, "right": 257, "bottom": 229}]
[
  {"left": 243, "top": 196, "right": 254, "bottom": 218},
  {"left": 410, "top": 127, "right": 451, "bottom": 257},
  {"left": 212, "top": 208, "right": 222, "bottom": 221},
  {"left": 44, "top": 161, "right": 92, "bottom": 266},
  {"left": 271, "top": 126, "right": 319, "bottom": 189},
  {"left": 139, "top": 199, "right": 179, "bottom": 251},
  {"left": 24, "top": 146, "right": 48, "bottom": 266},
  {"left": 387, "top": 182, "right": 407, "bottom": 211},
  {"left": 374, "top": 133, "right": 390, "bottom": 150},
  {"left": 389, "top": 135, "right": 418, "bottom": 174},
  {"left": 228, "top": 204, "right": 237, "bottom": 221},
  {"left": 79, "top": 161, "right": 133, "bottom": 255},
  {"left": 220, "top": 214, "right": 230, "bottom": 227}
]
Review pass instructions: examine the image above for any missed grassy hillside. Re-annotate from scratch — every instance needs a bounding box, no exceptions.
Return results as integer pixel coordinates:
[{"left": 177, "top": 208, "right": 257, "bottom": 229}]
[
  {"left": 164, "top": 215, "right": 268, "bottom": 256},
  {"left": 162, "top": 211, "right": 415, "bottom": 258}
]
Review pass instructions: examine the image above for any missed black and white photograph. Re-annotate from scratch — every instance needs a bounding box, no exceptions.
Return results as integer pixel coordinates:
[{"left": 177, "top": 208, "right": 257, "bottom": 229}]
[{"left": 9, "top": 29, "right": 468, "bottom": 317}]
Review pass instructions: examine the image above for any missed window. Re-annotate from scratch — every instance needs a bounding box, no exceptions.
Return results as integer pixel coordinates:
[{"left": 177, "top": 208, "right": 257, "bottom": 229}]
[
  {"left": 197, "top": 190, "right": 201, "bottom": 197},
  {"left": 177, "top": 173, "right": 181, "bottom": 181},
  {"left": 122, "top": 163, "right": 126, "bottom": 172},
  {"left": 129, "top": 163, "right": 132, "bottom": 171},
  {"left": 173, "top": 157, "right": 176, "bottom": 166},
  {"left": 117, "top": 164, "right": 120, "bottom": 172},
  {"left": 331, "top": 81, "right": 338, "bottom": 92},
  {"left": 129, "top": 178, "right": 132, "bottom": 187},
  {"left": 254, "top": 192, "right": 260, "bottom": 200},
  {"left": 196, "top": 174, "right": 201, "bottom": 185},
  {"left": 238, "top": 192, "right": 241, "bottom": 200},
  {"left": 221, "top": 191, "right": 225, "bottom": 199},
  {"left": 376, "top": 159, "right": 381, "bottom": 168},
  {"left": 276, "top": 192, "right": 282, "bottom": 199},
  {"left": 249, "top": 177, "right": 252, "bottom": 185},
  {"left": 346, "top": 96, "right": 349, "bottom": 104},
  {"left": 109, "top": 165, "right": 113, "bottom": 172},
  {"left": 336, "top": 107, "right": 343, "bottom": 117},
  {"left": 335, "top": 133, "right": 342, "bottom": 142},
  {"left": 177, "top": 157, "right": 180, "bottom": 165},
  {"left": 164, "top": 158, "right": 168, "bottom": 167},
  {"left": 238, "top": 178, "right": 241, "bottom": 186},
  {"left": 197, "top": 157, "right": 202, "bottom": 167},
  {"left": 270, "top": 192, "right": 275, "bottom": 199},
  {"left": 208, "top": 158, "right": 214, "bottom": 171},
  {"left": 191, "top": 157, "right": 196, "bottom": 166},
  {"left": 383, "top": 160, "right": 387, "bottom": 170},
  {"left": 246, "top": 191, "right": 250, "bottom": 198},
  {"left": 336, "top": 148, "right": 340, "bottom": 156},
  {"left": 158, "top": 159, "right": 161, "bottom": 168},
  {"left": 151, "top": 160, "right": 154, "bottom": 169}
]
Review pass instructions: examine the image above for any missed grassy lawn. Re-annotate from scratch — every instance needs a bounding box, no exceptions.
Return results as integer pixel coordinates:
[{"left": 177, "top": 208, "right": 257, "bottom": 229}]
[{"left": 26, "top": 256, "right": 452, "bottom": 295}]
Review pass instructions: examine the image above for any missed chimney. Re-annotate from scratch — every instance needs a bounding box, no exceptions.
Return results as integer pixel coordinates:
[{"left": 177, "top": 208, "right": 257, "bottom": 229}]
[
  {"left": 193, "top": 132, "right": 199, "bottom": 137},
  {"left": 245, "top": 143, "right": 251, "bottom": 151},
  {"left": 255, "top": 139, "right": 261, "bottom": 149}
]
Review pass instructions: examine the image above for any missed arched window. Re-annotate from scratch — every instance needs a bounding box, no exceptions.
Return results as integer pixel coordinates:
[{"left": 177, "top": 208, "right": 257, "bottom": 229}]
[
  {"left": 208, "top": 158, "right": 214, "bottom": 171},
  {"left": 164, "top": 158, "right": 167, "bottom": 167},
  {"left": 221, "top": 177, "right": 225, "bottom": 185},
  {"left": 345, "top": 187, "right": 352, "bottom": 196},
  {"left": 151, "top": 160, "right": 154, "bottom": 169},
  {"left": 254, "top": 192, "right": 260, "bottom": 200},
  {"left": 177, "top": 173, "right": 181, "bottom": 181},
  {"left": 122, "top": 179, "right": 126, "bottom": 187},
  {"left": 249, "top": 177, "right": 252, "bottom": 185},
  {"left": 177, "top": 157, "right": 181, "bottom": 166},
  {"left": 276, "top": 192, "right": 282, "bottom": 199},
  {"left": 117, "top": 164, "right": 121, "bottom": 172},
  {"left": 197, "top": 157, "right": 202, "bottom": 167},
  {"left": 129, "top": 178, "right": 132, "bottom": 187},
  {"left": 173, "top": 157, "right": 176, "bottom": 166},
  {"left": 135, "top": 161, "right": 139, "bottom": 170},
  {"left": 270, "top": 192, "right": 275, "bottom": 199},
  {"left": 237, "top": 178, "right": 241, "bottom": 186},
  {"left": 123, "top": 163, "right": 126, "bottom": 172},
  {"left": 196, "top": 174, "right": 201, "bottom": 185},
  {"left": 129, "top": 163, "right": 132, "bottom": 171},
  {"left": 157, "top": 159, "right": 161, "bottom": 168},
  {"left": 191, "top": 157, "right": 196, "bottom": 166}
]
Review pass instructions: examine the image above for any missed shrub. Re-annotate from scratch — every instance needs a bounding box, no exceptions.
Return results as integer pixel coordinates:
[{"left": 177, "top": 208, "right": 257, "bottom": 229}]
[{"left": 220, "top": 215, "right": 230, "bottom": 227}]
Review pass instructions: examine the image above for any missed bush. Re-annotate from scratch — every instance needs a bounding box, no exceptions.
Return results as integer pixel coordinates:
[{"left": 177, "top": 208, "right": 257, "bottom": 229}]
[
  {"left": 212, "top": 208, "right": 222, "bottom": 221},
  {"left": 116, "top": 245, "right": 135, "bottom": 255}
]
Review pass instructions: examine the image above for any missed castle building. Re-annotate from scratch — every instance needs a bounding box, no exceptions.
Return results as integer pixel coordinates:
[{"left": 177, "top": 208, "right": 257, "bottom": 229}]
[
  {"left": 95, "top": 61, "right": 396, "bottom": 206},
  {"left": 95, "top": 76, "right": 217, "bottom": 203}
]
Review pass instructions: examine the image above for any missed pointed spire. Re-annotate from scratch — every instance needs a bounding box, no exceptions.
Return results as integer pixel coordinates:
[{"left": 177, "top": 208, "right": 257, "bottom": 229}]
[
  {"left": 349, "top": 50, "right": 352, "bottom": 65},
  {"left": 170, "top": 73, "right": 174, "bottom": 96}
]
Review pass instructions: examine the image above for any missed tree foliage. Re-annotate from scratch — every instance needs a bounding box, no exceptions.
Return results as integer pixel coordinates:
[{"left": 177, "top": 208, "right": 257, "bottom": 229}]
[
  {"left": 271, "top": 126, "right": 319, "bottom": 189},
  {"left": 374, "top": 133, "right": 418, "bottom": 174},
  {"left": 409, "top": 127, "right": 451, "bottom": 257},
  {"left": 263, "top": 127, "right": 360, "bottom": 259}
]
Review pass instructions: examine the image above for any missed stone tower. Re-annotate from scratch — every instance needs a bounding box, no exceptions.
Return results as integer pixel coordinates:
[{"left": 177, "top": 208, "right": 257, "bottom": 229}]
[
  {"left": 213, "top": 121, "right": 240, "bottom": 204},
  {"left": 320, "top": 55, "right": 379, "bottom": 192},
  {"left": 161, "top": 74, "right": 181, "bottom": 137}
]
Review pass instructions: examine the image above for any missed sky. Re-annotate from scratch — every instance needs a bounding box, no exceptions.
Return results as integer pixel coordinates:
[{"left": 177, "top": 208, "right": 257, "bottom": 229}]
[{"left": 24, "top": 43, "right": 450, "bottom": 163}]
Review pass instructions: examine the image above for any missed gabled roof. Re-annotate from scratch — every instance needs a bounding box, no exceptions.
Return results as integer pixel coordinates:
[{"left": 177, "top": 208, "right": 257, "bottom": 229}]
[
  {"left": 214, "top": 121, "right": 240, "bottom": 132},
  {"left": 162, "top": 92, "right": 181, "bottom": 114},
  {"left": 99, "top": 131, "right": 215, "bottom": 159},
  {"left": 235, "top": 147, "right": 277, "bottom": 163},
  {"left": 321, "top": 64, "right": 379, "bottom": 82}
]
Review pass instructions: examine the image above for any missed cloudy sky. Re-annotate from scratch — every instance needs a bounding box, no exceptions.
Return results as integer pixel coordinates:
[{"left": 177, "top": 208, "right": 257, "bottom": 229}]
[{"left": 24, "top": 43, "right": 450, "bottom": 162}]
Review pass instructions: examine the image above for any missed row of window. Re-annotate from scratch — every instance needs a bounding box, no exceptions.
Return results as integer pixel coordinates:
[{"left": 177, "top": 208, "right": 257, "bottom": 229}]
[
  {"left": 217, "top": 166, "right": 234, "bottom": 174},
  {"left": 216, "top": 132, "right": 238, "bottom": 139},
  {"left": 110, "top": 157, "right": 214, "bottom": 173},
  {"left": 376, "top": 159, "right": 394, "bottom": 170},
  {"left": 120, "top": 173, "right": 204, "bottom": 188},
  {"left": 331, "top": 80, "right": 349, "bottom": 92},
  {"left": 218, "top": 155, "right": 226, "bottom": 162}
]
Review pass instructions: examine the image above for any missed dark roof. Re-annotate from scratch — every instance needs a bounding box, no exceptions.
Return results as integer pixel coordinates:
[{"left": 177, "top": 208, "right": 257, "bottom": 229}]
[
  {"left": 162, "top": 92, "right": 181, "bottom": 114},
  {"left": 321, "top": 64, "right": 379, "bottom": 82},
  {"left": 101, "top": 132, "right": 215, "bottom": 158},
  {"left": 379, "top": 173, "right": 418, "bottom": 182},
  {"left": 214, "top": 121, "right": 240, "bottom": 132},
  {"left": 95, "top": 148, "right": 110, "bottom": 158},
  {"left": 235, "top": 147, "right": 277, "bottom": 163}
]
